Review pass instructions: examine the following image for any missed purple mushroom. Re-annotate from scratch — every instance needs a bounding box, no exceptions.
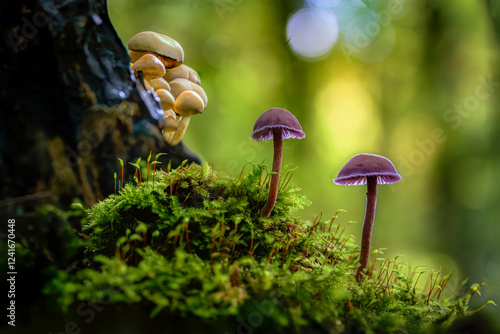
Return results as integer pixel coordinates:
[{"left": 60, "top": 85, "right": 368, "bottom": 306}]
[
  {"left": 252, "top": 108, "right": 305, "bottom": 217},
  {"left": 334, "top": 153, "right": 402, "bottom": 282}
]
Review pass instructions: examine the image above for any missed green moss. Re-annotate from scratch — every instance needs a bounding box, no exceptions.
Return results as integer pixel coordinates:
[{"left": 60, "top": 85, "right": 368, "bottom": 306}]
[{"left": 46, "top": 162, "right": 491, "bottom": 333}]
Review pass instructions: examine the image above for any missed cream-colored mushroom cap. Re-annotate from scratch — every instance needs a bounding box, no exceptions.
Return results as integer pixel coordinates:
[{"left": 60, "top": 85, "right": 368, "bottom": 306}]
[
  {"left": 164, "top": 64, "right": 201, "bottom": 85},
  {"left": 155, "top": 89, "right": 176, "bottom": 111},
  {"left": 128, "top": 31, "right": 184, "bottom": 68},
  {"left": 150, "top": 77, "right": 171, "bottom": 92},
  {"left": 169, "top": 78, "right": 208, "bottom": 108},
  {"left": 173, "top": 91, "right": 205, "bottom": 117},
  {"left": 132, "top": 54, "right": 166, "bottom": 81}
]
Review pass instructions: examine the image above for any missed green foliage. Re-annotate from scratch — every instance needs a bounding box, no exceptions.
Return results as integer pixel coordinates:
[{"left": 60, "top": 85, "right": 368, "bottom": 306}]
[{"left": 48, "top": 162, "right": 491, "bottom": 333}]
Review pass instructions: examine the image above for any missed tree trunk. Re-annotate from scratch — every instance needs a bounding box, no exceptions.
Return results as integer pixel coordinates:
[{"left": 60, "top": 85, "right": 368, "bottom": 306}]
[{"left": 0, "top": 0, "right": 200, "bottom": 211}]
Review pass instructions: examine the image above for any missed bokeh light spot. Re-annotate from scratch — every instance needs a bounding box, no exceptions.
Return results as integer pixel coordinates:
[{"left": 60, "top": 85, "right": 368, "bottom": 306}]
[
  {"left": 341, "top": 13, "right": 396, "bottom": 64},
  {"left": 315, "top": 77, "right": 379, "bottom": 160},
  {"left": 308, "top": 0, "right": 341, "bottom": 8},
  {"left": 286, "top": 8, "right": 339, "bottom": 60}
]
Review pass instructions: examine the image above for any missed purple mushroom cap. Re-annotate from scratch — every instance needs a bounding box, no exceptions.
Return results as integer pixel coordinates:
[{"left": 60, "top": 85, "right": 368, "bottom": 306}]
[
  {"left": 334, "top": 153, "right": 402, "bottom": 186},
  {"left": 251, "top": 107, "right": 305, "bottom": 141}
]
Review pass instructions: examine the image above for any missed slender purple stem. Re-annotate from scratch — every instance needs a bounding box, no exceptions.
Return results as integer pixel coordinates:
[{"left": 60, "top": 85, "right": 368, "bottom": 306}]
[
  {"left": 355, "top": 175, "right": 377, "bottom": 282},
  {"left": 261, "top": 129, "right": 283, "bottom": 217}
]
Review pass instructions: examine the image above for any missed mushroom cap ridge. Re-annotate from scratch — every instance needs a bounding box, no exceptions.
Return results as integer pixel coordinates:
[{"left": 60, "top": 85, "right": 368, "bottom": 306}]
[
  {"left": 251, "top": 107, "right": 305, "bottom": 141},
  {"left": 334, "top": 153, "right": 402, "bottom": 186}
]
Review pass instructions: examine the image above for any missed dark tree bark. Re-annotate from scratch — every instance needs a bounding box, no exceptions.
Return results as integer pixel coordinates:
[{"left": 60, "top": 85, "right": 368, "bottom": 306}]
[{"left": 0, "top": 0, "right": 201, "bottom": 211}]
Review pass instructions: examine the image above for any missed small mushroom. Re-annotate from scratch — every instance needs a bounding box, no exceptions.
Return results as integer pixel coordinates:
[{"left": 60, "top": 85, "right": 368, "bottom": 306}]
[
  {"left": 150, "top": 77, "right": 171, "bottom": 92},
  {"left": 155, "top": 89, "right": 176, "bottom": 111},
  {"left": 164, "top": 64, "right": 201, "bottom": 85},
  {"left": 162, "top": 109, "right": 179, "bottom": 143},
  {"left": 168, "top": 78, "right": 208, "bottom": 108},
  {"left": 333, "top": 153, "right": 402, "bottom": 282},
  {"left": 251, "top": 108, "right": 305, "bottom": 217},
  {"left": 132, "top": 54, "right": 166, "bottom": 90},
  {"left": 169, "top": 91, "right": 205, "bottom": 146},
  {"left": 128, "top": 31, "right": 184, "bottom": 68}
]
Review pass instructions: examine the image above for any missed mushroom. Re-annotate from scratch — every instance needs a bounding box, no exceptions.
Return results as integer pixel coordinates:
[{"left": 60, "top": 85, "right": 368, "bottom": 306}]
[
  {"left": 164, "top": 64, "right": 201, "bottom": 85},
  {"left": 251, "top": 108, "right": 305, "bottom": 217},
  {"left": 155, "top": 89, "right": 176, "bottom": 111},
  {"left": 169, "top": 91, "right": 205, "bottom": 146},
  {"left": 128, "top": 31, "right": 184, "bottom": 69},
  {"left": 169, "top": 78, "right": 208, "bottom": 108},
  {"left": 333, "top": 153, "right": 402, "bottom": 282},
  {"left": 132, "top": 54, "right": 166, "bottom": 90},
  {"left": 150, "top": 77, "right": 171, "bottom": 92},
  {"left": 162, "top": 109, "right": 179, "bottom": 143}
]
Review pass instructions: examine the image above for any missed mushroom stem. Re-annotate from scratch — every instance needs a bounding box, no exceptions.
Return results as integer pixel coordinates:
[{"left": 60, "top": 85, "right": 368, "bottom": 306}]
[
  {"left": 261, "top": 129, "right": 283, "bottom": 217},
  {"left": 162, "top": 130, "right": 176, "bottom": 143},
  {"left": 166, "top": 131, "right": 176, "bottom": 143},
  {"left": 169, "top": 116, "right": 191, "bottom": 146},
  {"left": 356, "top": 175, "right": 377, "bottom": 282}
]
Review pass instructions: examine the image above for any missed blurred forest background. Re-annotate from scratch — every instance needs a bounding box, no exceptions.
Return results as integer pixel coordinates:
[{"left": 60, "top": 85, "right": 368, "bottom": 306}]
[{"left": 109, "top": 0, "right": 499, "bottom": 324}]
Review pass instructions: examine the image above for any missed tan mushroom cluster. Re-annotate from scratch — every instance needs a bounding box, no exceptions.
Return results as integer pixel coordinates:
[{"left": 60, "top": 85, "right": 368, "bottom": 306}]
[{"left": 128, "top": 31, "right": 207, "bottom": 146}]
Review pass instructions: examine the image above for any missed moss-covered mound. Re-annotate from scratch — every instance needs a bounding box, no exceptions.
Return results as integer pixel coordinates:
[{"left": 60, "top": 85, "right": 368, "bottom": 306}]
[{"left": 47, "top": 162, "right": 490, "bottom": 333}]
